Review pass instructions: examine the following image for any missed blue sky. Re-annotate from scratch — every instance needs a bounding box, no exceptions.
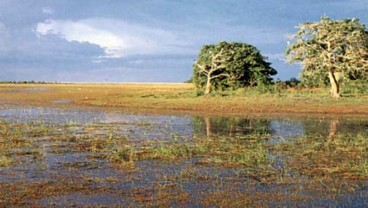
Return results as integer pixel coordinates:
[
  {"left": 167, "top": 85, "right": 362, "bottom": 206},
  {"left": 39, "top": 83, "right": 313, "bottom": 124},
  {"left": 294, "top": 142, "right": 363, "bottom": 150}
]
[{"left": 0, "top": 0, "right": 367, "bottom": 82}]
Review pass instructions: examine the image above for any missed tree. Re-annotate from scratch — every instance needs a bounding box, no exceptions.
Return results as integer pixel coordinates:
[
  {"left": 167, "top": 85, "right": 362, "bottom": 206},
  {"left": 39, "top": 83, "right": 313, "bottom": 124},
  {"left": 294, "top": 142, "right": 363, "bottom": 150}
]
[
  {"left": 193, "top": 41, "right": 276, "bottom": 94},
  {"left": 286, "top": 16, "right": 368, "bottom": 97}
]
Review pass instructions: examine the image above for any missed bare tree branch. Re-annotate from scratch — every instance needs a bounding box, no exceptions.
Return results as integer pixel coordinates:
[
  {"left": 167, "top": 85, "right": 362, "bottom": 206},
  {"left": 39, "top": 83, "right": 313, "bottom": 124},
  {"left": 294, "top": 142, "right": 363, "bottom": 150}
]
[
  {"left": 194, "top": 62, "right": 209, "bottom": 75},
  {"left": 210, "top": 73, "right": 230, "bottom": 80}
]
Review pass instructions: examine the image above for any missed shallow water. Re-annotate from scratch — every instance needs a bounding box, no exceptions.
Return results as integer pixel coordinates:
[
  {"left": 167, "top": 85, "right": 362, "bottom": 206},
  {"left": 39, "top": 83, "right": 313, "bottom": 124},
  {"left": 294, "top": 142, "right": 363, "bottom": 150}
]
[
  {"left": 52, "top": 99, "right": 74, "bottom": 104},
  {"left": 1, "top": 106, "right": 366, "bottom": 140},
  {"left": 24, "top": 87, "right": 50, "bottom": 92},
  {"left": 0, "top": 106, "right": 367, "bottom": 207}
]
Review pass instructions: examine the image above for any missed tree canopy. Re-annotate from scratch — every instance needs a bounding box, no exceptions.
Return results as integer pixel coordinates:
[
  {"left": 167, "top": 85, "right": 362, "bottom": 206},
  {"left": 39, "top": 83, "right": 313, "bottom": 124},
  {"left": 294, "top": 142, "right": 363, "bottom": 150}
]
[
  {"left": 192, "top": 41, "right": 276, "bottom": 94},
  {"left": 286, "top": 16, "right": 368, "bottom": 97}
]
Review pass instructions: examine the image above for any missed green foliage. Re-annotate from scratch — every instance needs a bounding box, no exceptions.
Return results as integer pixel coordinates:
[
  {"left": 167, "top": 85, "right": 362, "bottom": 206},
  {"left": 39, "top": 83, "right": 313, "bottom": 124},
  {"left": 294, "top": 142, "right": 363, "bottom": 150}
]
[
  {"left": 192, "top": 41, "right": 277, "bottom": 93},
  {"left": 341, "top": 80, "right": 368, "bottom": 95},
  {"left": 286, "top": 16, "right": 368, "bottom": 91},
  {"left": 299, "top": 74, "right": 329, "bottom": 88}
]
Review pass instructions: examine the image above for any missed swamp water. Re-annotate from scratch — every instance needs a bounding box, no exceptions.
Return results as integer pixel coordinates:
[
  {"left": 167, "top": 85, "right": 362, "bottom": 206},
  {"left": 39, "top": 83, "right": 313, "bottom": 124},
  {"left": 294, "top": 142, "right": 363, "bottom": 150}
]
[{"left": 0, "top": 106, "right": 367, "bottom": 207}]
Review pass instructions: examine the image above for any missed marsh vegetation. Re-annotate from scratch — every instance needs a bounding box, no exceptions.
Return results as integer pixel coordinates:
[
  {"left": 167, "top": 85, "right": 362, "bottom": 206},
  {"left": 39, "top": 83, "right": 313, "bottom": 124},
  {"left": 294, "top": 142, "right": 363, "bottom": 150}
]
[{"left": 0, "top": 100, "right": 367, "bottom": 207}]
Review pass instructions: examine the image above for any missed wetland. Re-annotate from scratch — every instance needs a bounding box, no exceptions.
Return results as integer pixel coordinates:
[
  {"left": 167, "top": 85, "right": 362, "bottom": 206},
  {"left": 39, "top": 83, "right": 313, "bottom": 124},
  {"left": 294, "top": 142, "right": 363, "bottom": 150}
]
[{"left": 0, "top": 84, "right": 367, "bottom": 207}]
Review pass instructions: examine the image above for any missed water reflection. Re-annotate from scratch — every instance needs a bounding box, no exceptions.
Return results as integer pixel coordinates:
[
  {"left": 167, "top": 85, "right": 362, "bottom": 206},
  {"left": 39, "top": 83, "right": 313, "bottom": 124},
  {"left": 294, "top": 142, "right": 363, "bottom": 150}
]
[
  {"left": 301, "top": 118, "right": 368, "bottom": 138},
  {"left": 0, "top": 106, "right": 367, "bottom": 140},
  {"left": 328, "top": 119, "right": 339, "bottom": 138},
  {"left": 192, "top": 116, "right": 272, "bottom": 137},
  {"left": 192, "top": 116, "right": 368, "bottom": 143}
]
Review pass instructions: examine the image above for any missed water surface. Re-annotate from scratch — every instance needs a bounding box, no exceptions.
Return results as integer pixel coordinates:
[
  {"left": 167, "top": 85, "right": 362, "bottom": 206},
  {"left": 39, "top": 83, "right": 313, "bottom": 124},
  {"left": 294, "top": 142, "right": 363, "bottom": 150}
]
[{"left": 0, "top": 106, "right": 367, "bottom": 207}]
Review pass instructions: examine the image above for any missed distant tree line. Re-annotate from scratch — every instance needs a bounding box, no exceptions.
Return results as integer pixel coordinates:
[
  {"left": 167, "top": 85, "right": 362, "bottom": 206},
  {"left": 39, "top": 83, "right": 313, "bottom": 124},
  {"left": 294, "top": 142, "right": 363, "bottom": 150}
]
[{"left": 0, "top": 81, "right": 59, "bottom": 84}]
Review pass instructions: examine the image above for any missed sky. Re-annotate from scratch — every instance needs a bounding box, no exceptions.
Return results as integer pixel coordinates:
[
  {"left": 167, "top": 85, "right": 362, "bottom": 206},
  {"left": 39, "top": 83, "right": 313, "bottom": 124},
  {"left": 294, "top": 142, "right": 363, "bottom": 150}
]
[{"left": 0, "top": 0, "right": 367, "bottom": 82}]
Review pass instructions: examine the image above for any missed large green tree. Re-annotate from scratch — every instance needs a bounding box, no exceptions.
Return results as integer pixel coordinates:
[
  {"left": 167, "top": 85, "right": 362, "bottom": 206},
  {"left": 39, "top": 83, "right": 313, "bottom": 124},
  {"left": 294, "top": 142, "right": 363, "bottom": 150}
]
[
  {"left": 286, "top": 16, "right": 368, "bottom": 97},
  {"left": 193, "top": 41, "right": 276, "bottom": 94}
]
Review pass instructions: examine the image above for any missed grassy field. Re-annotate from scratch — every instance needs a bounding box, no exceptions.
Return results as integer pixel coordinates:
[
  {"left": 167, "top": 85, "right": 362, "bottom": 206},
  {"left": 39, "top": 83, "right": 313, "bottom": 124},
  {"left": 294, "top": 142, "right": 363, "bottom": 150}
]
[{"left": 0, "top": 83, "right": 367, "bottom": 116}]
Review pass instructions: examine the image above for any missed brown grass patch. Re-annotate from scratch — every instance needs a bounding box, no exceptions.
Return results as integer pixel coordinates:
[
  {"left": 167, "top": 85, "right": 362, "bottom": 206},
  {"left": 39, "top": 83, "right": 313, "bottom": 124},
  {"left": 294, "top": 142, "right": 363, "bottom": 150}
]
[{"left": 1, "top": 83, "right": 368, "bottom": 116}]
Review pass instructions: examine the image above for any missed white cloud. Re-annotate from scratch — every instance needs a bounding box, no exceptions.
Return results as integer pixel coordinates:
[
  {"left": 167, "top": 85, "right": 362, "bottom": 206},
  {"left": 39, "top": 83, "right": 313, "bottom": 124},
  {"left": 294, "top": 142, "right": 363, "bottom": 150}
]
[
  {"left": 36, "top": 18, "right": 194, "bottom": 58},
  {"left": 36, "top": 19, "right": 125, "bottom": 57}
]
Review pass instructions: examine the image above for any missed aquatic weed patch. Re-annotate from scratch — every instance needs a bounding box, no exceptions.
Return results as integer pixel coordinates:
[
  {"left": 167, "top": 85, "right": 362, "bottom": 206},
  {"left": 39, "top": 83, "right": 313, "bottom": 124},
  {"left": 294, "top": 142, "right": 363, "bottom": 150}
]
[
  {"left": 0, "top": 110, "right": 367, "bottom": 207},
  {"left": 0, "top": 122, "right": 40, "bottom": 166},
  {"left": 274, "top": 133, "right": 368, "bottom": 180},
  {"left": 104, "top": 135, "right": 276, "bottom": 175}
]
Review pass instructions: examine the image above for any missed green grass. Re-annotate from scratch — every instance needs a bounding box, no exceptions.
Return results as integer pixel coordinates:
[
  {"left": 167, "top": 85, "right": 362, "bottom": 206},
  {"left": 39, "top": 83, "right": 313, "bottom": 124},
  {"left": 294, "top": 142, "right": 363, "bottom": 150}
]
[
  {"left": 102, "top": 135, "right": 276, "bottom": 180},
  {"left": 107, "top": 144, "right": 136, "bottom": 167}
]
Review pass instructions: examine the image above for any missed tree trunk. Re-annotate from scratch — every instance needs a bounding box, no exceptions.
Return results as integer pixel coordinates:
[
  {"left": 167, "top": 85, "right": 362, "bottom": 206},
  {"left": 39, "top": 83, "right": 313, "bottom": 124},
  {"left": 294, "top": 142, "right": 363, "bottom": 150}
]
[
  {"left": 328, "top": 71, "right": 340, "bottom": 98},
  {"left": 205, "top": 74, "right": 212, "bottom": 95}
]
